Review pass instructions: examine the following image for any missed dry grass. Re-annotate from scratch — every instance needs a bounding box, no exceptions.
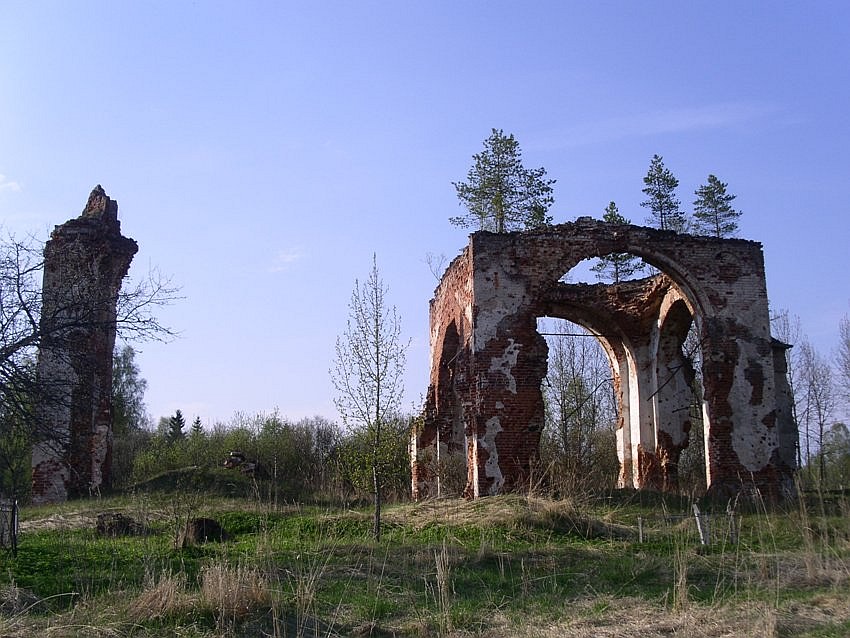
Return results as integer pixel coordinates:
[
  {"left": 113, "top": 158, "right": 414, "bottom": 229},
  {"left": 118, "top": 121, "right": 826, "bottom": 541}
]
[
  {"left": 482, "top": 592, "right": 850, "bottom": 638},
  {"left": 128, "top": 569, "right": 191, "bottom": 620},
  {"left": 6, "top": 492, "right": 850, "bottom": 637},
  {"left": 199, "top": 560, "right": 273, "bottom": 618},
  {"left": 384, "top": 493, "right": 631, "bottom": 540}
]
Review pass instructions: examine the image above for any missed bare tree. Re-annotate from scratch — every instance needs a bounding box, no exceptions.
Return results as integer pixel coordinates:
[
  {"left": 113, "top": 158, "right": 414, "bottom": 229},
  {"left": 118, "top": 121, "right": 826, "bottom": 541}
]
[
  {"left": 540, "top": 318, "right": 617, "bottom": 489},
  {"left": 799, "top": 340, "right": 836, "bottom": 485},
  {"left": 0, "top": 231, "right": 177, "bottom": 495},
  {"left": 331, "top": 255, "right": 407, "bottom": 541},
  {"left": 838, "top": 314, "right": 850, "bottom": 410},
  {"left": 772, "top": 309, "right": 805, "bottom": 468}
]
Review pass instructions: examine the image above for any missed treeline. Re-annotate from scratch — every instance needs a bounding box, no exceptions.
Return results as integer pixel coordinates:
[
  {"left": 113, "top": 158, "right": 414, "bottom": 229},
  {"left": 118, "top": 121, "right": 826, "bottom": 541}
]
[
  {"left": 775, "top": 310, "right": 850, "bottom": 490},
  {"left": 113, "top": 409, "right": 412, "bottom": 504}
]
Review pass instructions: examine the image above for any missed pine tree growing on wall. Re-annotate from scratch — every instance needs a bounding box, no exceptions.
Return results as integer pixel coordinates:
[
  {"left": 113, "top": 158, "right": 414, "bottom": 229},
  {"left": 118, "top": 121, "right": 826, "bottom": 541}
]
[
  {"left": 451, "top": 128, "right": 555, "bottom": 233},
  {"left": 591, "top": 202, "right": 645, "bottom": 283},
  {"left": 693, "top": 174, "right": 741, "bottom": 237},
  {"left": 641, "top": 154, "right": 686, "bottom": 232}
]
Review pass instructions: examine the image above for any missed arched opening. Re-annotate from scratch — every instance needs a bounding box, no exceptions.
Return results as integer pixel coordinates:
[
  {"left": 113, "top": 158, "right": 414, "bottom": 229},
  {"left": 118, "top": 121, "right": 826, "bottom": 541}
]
[
  {"left": 536, "top": 316, "right": 620, "bottom": 492},
  {"left": 541, "top": 247, "right": 711, "bottom": 495},
  {"left": 416, "top": 219, "right": 788, "bottom": 501}
]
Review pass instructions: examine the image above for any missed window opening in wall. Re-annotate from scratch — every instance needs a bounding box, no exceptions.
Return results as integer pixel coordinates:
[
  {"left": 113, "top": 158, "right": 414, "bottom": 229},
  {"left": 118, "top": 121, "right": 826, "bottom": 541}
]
[{"left": 560, "top": 254, "right": 649, "bottom": 285}]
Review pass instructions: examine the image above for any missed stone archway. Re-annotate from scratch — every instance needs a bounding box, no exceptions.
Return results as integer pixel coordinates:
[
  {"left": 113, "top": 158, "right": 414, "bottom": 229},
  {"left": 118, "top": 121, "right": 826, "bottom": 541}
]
[{"left": 412, "top": 218, "right": 796, "bottom": 500}]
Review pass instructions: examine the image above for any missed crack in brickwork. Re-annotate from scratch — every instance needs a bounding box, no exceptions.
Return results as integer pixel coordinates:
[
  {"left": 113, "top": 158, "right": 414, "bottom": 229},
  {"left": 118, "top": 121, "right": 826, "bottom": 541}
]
[{"left": 413, "top": 219, "right": 797, "bottom": 500}]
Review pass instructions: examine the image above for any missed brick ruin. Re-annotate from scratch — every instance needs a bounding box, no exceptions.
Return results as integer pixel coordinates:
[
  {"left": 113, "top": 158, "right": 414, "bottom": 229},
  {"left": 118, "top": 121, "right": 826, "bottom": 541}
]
[
  {"left": 31, "top": 186, "right": 137, "bottom": 504},
  {"left": 412, "top": 218, "right": 797, "bottom": 500}
]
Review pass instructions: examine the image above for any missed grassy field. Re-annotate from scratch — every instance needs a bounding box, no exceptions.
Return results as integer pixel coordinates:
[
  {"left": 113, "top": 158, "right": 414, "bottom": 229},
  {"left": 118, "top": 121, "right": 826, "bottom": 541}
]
[{"left": 0, "top": 479, "right": 848, "bottom": 637}]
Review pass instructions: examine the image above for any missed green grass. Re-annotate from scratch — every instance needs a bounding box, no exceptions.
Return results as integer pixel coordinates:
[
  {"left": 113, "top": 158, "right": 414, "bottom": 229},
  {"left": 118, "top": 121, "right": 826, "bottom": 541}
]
[{"left": 0, "top": 491, "right": 847, "bottom": 636}]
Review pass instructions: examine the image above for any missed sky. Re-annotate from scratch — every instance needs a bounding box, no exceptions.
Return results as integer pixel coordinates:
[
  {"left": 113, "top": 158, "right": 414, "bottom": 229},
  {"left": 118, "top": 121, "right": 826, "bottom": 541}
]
[{"left": 1, "top": 1, "right": 848, "bottom": 428}]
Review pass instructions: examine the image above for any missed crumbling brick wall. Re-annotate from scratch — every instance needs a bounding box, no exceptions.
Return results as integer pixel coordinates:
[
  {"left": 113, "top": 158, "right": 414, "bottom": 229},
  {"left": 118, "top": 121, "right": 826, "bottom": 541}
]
[
  {"left": 31, "top": 186, "right": 137, "bottom": 504},
  {"left": 413, "top": 218, "right": 796, "bottom": 500}
]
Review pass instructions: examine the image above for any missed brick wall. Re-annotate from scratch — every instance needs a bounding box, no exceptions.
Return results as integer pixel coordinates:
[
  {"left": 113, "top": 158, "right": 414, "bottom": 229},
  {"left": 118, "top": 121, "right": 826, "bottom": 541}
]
[
  {"left": 414, "top": 219, "right": 796, "bottom": 499},
  {"left": 31, "top": 186, "right": 137, "bottom": 504}
]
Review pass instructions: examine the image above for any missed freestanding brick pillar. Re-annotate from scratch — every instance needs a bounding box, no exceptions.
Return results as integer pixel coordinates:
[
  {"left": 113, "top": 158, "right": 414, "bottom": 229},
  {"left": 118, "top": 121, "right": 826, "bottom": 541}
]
[
  {"left": 31, "top": 186, "right": 138, "bottom": 504},
  {"left": 412, "top": 219, "right": 797, "bottom": 500}
]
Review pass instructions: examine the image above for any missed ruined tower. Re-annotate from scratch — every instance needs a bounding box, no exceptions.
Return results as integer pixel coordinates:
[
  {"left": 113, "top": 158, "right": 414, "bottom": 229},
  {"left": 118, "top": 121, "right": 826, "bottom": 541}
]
[
  {"left": 31, "top": 186, "right": 138, "bottom": 504},
  {"left": 412, "top": 220, "right": 797, "bottom": 500}
]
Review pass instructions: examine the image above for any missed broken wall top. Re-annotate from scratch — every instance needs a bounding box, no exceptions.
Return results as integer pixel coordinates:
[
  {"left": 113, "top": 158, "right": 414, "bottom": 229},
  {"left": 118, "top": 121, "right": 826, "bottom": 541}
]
[{"left": 45, "top": 186, "right": 138, "bottom": 259}]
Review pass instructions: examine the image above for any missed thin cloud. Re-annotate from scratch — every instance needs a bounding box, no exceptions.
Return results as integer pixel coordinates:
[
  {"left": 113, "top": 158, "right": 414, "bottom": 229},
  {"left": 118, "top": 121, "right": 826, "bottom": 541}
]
[
  {"left": 0, "top": 175, "right": 22, "bottom": 192},
  {"left": 269, "top": 249, "right": 302, "bottom": 273},
  {"left": 541, "top": 102, "right": 777, "bottom": 149}
]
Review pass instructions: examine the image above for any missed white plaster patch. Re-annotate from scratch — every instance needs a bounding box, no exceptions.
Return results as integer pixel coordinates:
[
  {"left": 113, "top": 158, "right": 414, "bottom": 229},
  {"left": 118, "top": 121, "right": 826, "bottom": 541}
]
[
  {"left": 429, "top": 318, "right": 442, "bottom": 370},
  {"left": 473, "top": 265, "right": 526, "bottom": 351},
  {"left": 480, "top": 416, "right": 504, "bottom": 495},
  {"left": 730, "top": 340, "right": 777, "bottom": 470},
  {"left": 488, "top": 339, "right": 521, "bottom": 394}
]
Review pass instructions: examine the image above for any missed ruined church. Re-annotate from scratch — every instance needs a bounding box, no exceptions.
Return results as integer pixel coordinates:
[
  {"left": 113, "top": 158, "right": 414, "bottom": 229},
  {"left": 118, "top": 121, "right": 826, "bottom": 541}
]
[{"left": 412, "top": 219, "right": 796, "bottom": 500}]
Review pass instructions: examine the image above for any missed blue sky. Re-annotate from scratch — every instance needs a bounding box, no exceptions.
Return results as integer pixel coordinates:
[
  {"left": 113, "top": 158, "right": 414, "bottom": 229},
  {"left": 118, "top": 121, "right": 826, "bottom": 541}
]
[{"left": 2, "top": 1, "right": 848, "bottom": 426}]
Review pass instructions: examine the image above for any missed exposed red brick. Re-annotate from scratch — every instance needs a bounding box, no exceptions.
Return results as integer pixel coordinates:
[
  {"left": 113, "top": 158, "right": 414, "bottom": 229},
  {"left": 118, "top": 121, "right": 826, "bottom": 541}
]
[
  {"left": 413, "top": 220, "right": 796, "bottom": 500},
  {"left": 31, "top": 186, "right": 137, "bottom": 504}
]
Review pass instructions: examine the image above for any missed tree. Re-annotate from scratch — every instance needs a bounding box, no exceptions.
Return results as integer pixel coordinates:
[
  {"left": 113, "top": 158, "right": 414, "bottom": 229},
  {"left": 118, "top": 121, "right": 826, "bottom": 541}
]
[
  {"left": 772, "top": 309, "right": 805, "bottom": 468},
  {"left": 540, "top": 319, "right": 618, "bottom": 490},
  {"left": 820, "top": 422, "right": 850, "bottom": 489},
  {"left": 641, "top": 154, "right": 686, "bottom": 232},
  {"left": 112, "top": 344, "right": 149, "bottom": 436},
  {"left": 190, "top": 416, "right": 203, "bottom": 437},
  {"left": 799, "top": 341, "right": 836, "bottom": 485},
  {"left": 838, "top": 314, "right": 850, "bottom": 409},
  {"left": 451, "top": 128, "right": 555, "bottom": 233},
  {"left": 693, "top": 174, "right": 741, "bottom": 237},
  {"left": 331, "top": 255, "right": 408, "bottom": 541},
  {"left": 0, "top": 231, "right": 176, "bottom": 460},
  {"left": 167, "top": 410, "right": 186, "bottom": 442},
  {"left": 590, "top": 202, "right": 645, "bottom": 283},
  {"left": 111, "top": 344, "right": 152, "bottom": 487}
]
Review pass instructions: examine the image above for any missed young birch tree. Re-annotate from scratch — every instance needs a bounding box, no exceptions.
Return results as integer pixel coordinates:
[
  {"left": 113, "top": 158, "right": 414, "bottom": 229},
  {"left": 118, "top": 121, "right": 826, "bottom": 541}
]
[{"left": 332, "top": 255, "right": 407, "bottom": 541}]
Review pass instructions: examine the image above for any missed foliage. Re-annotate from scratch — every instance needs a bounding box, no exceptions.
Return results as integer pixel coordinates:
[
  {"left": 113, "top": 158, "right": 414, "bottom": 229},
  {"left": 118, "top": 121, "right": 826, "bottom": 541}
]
[
  {"left": 331, "top": 255, "right": 408, "bottom": 540},
  {"left": 335, "top": 416, "right": 411, "bottom": 500},
  {"left": 167, "top": 410, "right": 187, "bottom": 442},
  {"left": 692, "top": 174, "right": 741, "bottom": 237},
  {"left": 817, "top": 422, "right": 850, "bottom": 489},
  {"left": 112, "top": 344, "right": 150, "bottom": 436},
  {"left": 451, "top": 128, "right": 555, "bottom": 233},
  {"left": 641, "top": 154, "right": 686, "bottom": 232},
  {"left": 590, "top": 202, "right": 645, "bottom": 282},
  {"left": 128, "top": 411, "right": 346, "bottom": 502},
  {"left": 0, "top": 401, "right": 31, "bottom": 498},
  {"left": 111, "top": 344, "right": 153, "bottom": 487}
]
